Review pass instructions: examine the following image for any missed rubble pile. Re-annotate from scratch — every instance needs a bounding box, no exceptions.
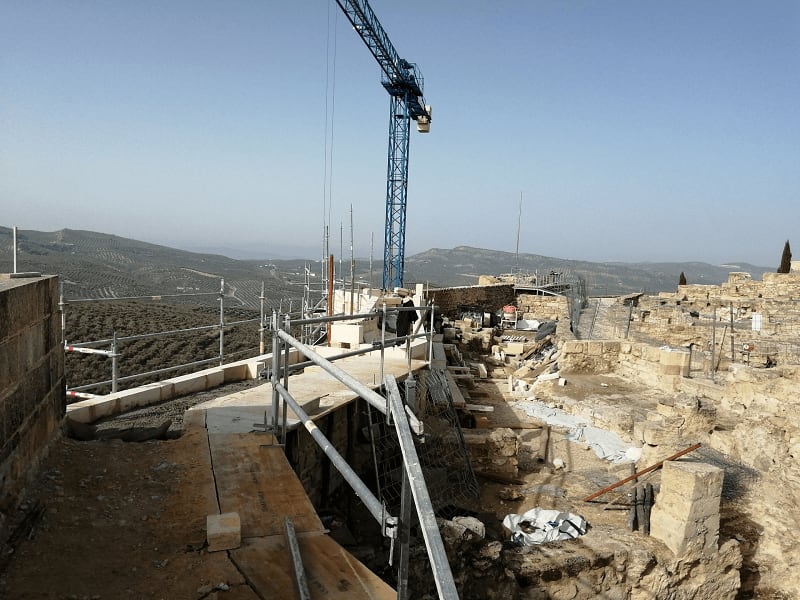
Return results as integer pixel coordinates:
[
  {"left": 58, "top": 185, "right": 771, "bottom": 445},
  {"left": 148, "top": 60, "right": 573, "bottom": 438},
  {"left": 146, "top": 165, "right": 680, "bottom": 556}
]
[{"left": 440, "top": 267, "right": 800, "bottom": 598}]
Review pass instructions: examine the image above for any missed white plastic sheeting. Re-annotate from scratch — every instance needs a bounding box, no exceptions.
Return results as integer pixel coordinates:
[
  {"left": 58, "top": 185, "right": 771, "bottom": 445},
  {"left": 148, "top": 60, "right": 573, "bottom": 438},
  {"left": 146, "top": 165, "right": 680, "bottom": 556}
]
[
  {"left": 503, "top": 508, "right": 587, "bottom": 545},
  {"left": 515, "top": 399, "right": 641, "bottom": 464}
]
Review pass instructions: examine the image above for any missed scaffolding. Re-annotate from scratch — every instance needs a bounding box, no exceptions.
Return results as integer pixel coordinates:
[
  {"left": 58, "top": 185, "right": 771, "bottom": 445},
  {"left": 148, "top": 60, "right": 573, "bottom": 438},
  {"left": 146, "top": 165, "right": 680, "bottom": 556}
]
[{"left": 268, "top": 311, "right": 459, "bottom": 599}]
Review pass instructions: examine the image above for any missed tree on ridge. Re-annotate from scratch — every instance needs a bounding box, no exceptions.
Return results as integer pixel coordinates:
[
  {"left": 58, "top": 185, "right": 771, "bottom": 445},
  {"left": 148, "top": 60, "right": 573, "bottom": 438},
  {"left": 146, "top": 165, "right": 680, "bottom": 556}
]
[{"left": 778, "top": 240, "right": 792, "bottom": 273}]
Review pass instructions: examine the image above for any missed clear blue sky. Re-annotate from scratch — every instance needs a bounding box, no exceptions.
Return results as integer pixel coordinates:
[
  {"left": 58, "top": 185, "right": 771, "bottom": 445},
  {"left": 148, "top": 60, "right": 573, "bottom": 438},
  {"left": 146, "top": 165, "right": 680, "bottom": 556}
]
[{"left": 2, "top": 1, "right": 798, "bottom": 266}]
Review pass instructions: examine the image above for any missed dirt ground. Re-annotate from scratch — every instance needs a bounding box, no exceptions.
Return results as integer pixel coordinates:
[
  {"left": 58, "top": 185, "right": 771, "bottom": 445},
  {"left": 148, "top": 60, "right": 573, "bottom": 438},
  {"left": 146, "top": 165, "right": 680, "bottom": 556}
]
[
  {"left": 0, "top": 376, "right": 633, "bottom": 600},
  {"left": 1, "top": 367, "right": 753, "bottom": 599},
  {"left": 0, "top": 431, "right": 259, "bottom": 600}
]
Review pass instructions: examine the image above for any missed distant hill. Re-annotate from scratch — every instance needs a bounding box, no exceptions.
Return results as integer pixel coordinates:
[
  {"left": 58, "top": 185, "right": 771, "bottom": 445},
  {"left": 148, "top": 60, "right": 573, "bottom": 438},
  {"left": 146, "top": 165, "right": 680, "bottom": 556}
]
[
  {"left": 404, "top": 246, "right": 772, "bottom": 295},
  {"left": 0, "top": 227, "right": 299, "bottom": 308},
  {"left": 1, "top": 228, "right": 772, "bottom": 302}
]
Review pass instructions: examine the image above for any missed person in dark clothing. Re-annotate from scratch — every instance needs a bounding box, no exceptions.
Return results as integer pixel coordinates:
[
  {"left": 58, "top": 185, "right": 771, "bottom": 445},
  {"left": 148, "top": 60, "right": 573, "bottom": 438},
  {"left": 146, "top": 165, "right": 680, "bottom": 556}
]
[{"left": 395, "top": 298, "right": 418, "bottom": 339}]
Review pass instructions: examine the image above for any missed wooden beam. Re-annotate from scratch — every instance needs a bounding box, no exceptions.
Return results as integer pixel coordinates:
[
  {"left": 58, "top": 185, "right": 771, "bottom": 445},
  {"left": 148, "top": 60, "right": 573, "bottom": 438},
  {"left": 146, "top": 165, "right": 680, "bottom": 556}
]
[{"left": 582, "top": 443, "right": 702, "bottom": 502}]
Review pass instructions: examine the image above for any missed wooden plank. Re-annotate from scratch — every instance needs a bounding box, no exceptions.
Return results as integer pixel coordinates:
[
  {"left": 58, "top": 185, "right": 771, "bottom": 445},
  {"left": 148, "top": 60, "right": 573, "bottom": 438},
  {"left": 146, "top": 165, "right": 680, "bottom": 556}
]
[
  {"left": 465, "top": 403, "right": 495, "bottom": 413},
  {"left": 208, "top": 433, "right": 325, "bottom": 538},
  {"left": 444, "top": 370, "right": 466, "bottom": 408},
  {"left": 231, "top": 534, "right": 396, "bottom": 600}
]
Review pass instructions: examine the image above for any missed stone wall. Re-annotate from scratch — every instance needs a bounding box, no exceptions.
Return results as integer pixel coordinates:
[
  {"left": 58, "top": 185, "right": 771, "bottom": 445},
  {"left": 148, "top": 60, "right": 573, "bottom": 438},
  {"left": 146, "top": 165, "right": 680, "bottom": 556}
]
[
  {"left": 462, "top": 427, "right": 519, "bottom": 477},
  {"left": 515, "top": 293, "right": 569, "bottom": 321},
  {"left": 0, "top": 275, "right": 65, "bottom": 530},
  {"left": 429, "top": 284, "right": 515, "bottom": 320},
  {"left": 559, "top": 340, "right": 692, "bottom": 391},
  {"left": 288, "top": 401, "right": 356, "bottom": 509},
  {"left": 630, "top": 270, "right": 800, "bottom": 366}
]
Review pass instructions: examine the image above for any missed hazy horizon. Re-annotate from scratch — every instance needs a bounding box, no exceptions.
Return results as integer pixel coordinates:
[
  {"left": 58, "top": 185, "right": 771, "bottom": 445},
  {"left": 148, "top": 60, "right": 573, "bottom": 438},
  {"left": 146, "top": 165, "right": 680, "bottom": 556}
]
[
  {"left": 1, "top": 224, "right": 777, "bottom": 270},
  {"left": 3, "top": 2, "right": 797, "bottom": 267}
]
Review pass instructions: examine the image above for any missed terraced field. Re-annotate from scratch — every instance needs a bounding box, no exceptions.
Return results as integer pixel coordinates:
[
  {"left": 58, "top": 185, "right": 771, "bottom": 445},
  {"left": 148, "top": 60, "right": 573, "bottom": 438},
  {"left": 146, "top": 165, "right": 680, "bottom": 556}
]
[
  {"left": 0, "top": 227, "right": 307, "bottom": 309},
  {"left": 64, "top": 300, "right": 263, "bottom": 395}
]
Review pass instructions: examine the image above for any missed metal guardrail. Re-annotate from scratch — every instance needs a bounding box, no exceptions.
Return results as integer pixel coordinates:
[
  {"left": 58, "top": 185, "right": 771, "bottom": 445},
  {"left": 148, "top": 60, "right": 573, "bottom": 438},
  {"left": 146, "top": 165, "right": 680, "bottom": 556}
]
[
  {"left": 62, "top": 278, "right": 269, "bottom": 396},
  {"left": 269, "top": 308, "right": 458, "bottom": 600}
]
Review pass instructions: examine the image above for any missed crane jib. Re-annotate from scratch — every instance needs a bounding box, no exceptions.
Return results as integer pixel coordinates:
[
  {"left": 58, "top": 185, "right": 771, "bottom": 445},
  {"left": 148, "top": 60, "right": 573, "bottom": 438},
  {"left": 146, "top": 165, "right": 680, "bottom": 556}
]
[{"left": 334, "top": 0, "right": 432, "bottom": 290}]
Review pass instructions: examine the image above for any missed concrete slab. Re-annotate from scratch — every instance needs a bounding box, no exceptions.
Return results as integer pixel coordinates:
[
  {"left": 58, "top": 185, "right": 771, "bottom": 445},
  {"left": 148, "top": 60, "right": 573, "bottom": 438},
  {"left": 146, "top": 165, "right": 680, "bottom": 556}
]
[{"left": 190, "top": 344, "right": 427, "bottom": 434}]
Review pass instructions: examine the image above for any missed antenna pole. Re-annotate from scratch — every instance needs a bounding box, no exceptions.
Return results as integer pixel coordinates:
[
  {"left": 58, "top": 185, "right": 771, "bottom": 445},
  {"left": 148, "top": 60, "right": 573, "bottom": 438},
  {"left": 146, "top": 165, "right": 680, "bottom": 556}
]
[{"left": 515, "top": 193, "right": 522, "bottom": 273}]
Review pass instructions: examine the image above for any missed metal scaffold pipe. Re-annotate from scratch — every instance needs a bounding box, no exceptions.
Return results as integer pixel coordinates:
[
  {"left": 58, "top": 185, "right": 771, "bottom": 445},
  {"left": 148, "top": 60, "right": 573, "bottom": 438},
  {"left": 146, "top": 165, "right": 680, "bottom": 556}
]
[
  {"left": 276, "top": 329, "right": 388, "bottom": 415},
  {"left": 274, "top": 382, "right": 394, "bottom": 533},
  {"left": 384, "top": 375, "right": 458, "bottom": 600}
]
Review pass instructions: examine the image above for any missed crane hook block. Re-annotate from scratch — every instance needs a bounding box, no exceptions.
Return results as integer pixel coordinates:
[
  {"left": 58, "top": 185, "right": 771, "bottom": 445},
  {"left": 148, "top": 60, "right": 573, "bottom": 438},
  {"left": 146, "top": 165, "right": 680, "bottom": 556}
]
[{"left": 416, "top": 105, "right": 432, "bottom": 133}]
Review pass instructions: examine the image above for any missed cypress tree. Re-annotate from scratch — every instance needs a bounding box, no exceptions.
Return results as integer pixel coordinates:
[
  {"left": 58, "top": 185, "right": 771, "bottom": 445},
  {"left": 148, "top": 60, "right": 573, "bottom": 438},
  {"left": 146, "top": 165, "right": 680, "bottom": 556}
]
[
  {"left": 678, "top": 271, "right": 687, "bottom": 286},
  {"left": 778, "top": 240, "right": 792, "bottom": 273}
]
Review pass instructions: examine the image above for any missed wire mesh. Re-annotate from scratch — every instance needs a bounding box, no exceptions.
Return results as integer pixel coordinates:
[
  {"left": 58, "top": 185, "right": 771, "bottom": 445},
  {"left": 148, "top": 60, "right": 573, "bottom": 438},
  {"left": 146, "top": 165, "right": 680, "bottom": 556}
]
[{"left": 364, "top": 368, "right": 479, "bottom": 515}]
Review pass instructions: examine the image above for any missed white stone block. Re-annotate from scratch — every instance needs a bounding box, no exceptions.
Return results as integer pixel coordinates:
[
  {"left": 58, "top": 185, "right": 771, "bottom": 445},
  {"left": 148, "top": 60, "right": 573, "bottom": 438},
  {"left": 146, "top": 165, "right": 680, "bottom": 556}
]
[{"left": 207, "top": 512, "right": 241, "bottom": 552}]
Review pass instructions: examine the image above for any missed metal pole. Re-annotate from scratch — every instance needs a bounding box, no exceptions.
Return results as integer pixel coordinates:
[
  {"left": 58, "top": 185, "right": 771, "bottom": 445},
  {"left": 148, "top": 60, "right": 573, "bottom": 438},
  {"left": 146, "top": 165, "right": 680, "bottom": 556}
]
[
  {"left": 369, "top": 231, "right": 374, "bottom": 290},
  {"left": 729, "top": 302, "right": 735, "bottom": 364},
  {"left": 59, "top": 279, "right": 66, "bottom": 344},
  {"left": 12, "top": 226, "right": 17, "bottom": 274},
  {"left": 428, "top": 304, "right": 434, "bottom": 365},
  {"left": 284, "top": 517, "right": 312, "bottom": 600},
  {"left": 625, "top": 302, "right": 633, "bottom": 339},
  {"left": 219, "top": 278, "right": 225, "bottom": 366},
  {"left": 350, "top": 205, "right": 356, "bottom": 315},
  {"left": 259, "top": 281, "right": 266, "bottom": 354},
  {"left": 282, "top": 314, "right": 291, "bottom": 446},
  {"left": 274, "top": 381, "right": 395, "bottom": 532},
  {"left": 384, "top": 375, "right": 459, "bottom": 600},
  {"left": 711, "top": 307, "right": 717, "bottom": 380},
  {"left": 327, "top": 255, "right": 334, "bottom": 345},
  {"left": 271, "top": 310, "right": 281, "bottom": 430},
  {"left": 397, "top": 468, "right": 412, "bottom": 600},
  {"left": 380, "top": 304, "right": 386, "bottom": 394},
  {"left": 276, "top": 329, "right": 388, "bottom": 415},
  {"left": 111, "top": 331, "right": 118, "bottom": 393}
]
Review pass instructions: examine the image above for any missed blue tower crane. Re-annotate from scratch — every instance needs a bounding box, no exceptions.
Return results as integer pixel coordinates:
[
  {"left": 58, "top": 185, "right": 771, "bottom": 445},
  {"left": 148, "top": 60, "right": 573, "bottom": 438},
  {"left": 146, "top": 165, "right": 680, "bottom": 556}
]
[{"left": 334, "top": 0, "right": 431, "bottom": 290}]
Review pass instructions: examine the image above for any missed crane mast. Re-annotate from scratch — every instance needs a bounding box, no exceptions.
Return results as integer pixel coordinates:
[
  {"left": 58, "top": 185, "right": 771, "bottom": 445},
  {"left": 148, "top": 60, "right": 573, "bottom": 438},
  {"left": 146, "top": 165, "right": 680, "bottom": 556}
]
[{"left": 334, "top": 0, "right": 431, "bottom": 290}]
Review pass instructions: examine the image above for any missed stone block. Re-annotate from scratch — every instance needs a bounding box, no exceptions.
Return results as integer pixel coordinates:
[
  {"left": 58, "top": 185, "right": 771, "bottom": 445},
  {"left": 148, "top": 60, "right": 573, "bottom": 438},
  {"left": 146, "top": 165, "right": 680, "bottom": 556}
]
[
  {"left": 659, "top": 348, "right": 690, "bottom": 376},
  {"left": 651, "top": 508, "right": 720, "bottom": 558},
  {"left": 562, "top": 341, "right": 584, "bottom": 354},
  {"left": 246, "top": 360, "right": 267, "bottom": 379},
  {"left": 330, "top": 322, "right": 364, "bottom": 347},
  {"left": 222, "top": 364, "right": 248, "bottom": 382},
  {"left": 504, "top": 342, "right": 525, "bottom": 355},
  {"left": 206, "top": 370, "right": 225, "bottom": 388},
  {"left": 587, "top": 342, "right": 603, "bottom": 356},
  {"left": 170, "top": 372, "right": 210, "bottom": 396},
  {"left": 651, "top": 461, "right": 722, "bottom": 557},
  {"left": 661, "top": 461, "right": 723, "bottom": 503},
  {"left": 207, "top": 512, "right": 241, "bottom": 552},
  {"left": 645, "top": 346, "right": 661, "bottom": 362},
  {"left": 640, "top": 422, "right": 672, "bottom": 446}
]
